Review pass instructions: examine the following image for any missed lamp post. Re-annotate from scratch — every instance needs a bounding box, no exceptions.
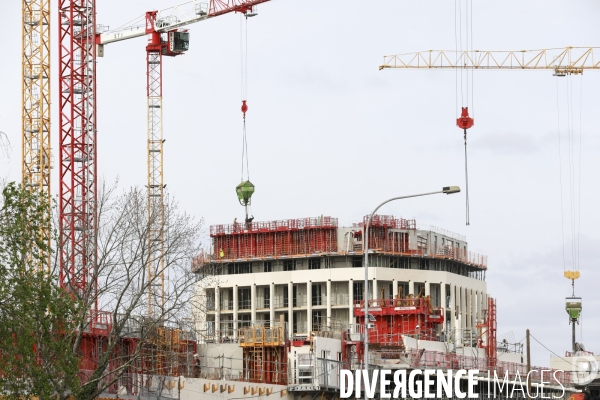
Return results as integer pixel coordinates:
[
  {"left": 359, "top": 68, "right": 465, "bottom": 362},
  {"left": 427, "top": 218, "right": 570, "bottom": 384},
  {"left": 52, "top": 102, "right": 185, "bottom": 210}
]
[{"left": 363, "top": 186, "right": 460, "bottom": 369}]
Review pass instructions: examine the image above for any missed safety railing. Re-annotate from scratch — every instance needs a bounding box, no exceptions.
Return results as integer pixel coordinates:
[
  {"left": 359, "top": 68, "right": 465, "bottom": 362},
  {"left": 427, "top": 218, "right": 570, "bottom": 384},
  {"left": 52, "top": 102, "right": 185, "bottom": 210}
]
[
  {"left": 256, "top": 298, "right": 270, "bottom": 310},
  {"left": 355, "top": 214, "right": 416, "bottom": 230},
  {"left": 433, "top": 245, "right": 488, "bottom": 269},
  {"left": 331, "top": 293, "right": 350, "bottom": 306},
  {"left": 272, "top": 297, "right": 288, "bottom": 308},
  {"left": 210, "top": 216, "right": 338, "bottom": 235},
  {"left": 565, "top": 350, "right": 595, "bottom": 357},
  {"left": 193, "top": 354, "right": 285, "bottom": 383},
  {"left": 293, "top": 294, "right": 307, "bottom": 307},
  {"left": 220, "top": 300, "right": 234, "bottom": 311},
  {"left": 293, "top": 322, "right": 307, "bottom": 334},
  {"left": 238, "top": 326, "right": 286, "bottom": 346},
  {"left": 354, "top": 298, "right": 442, "bottom": 313},
  {"left": 238, "top": 299, "right": 252, "bottom": 310},
  {"left": 424, "top": 225, "right": 467, "bottom": 242},
  {"left": 88, "top": 309, "right": 113, "bottom": 334},
  {"left": 206, "top": 300, "right": 216, "bottom": 311}
]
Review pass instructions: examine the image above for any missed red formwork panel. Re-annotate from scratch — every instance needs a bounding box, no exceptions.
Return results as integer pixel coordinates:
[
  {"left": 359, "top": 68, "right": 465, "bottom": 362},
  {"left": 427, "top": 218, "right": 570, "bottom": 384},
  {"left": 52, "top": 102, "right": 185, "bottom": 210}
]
[
  {"left": 360, "top": 215, "right": 415, "bottom": 252},
  {"left": 354, "top": 298, "right": 444, "bottom": 345},
  {"left": 211, "top": 217, "right": 338, "bottom": 259},
  {"left": 364, "top": 215, "right": 416, "bottom": 230}
]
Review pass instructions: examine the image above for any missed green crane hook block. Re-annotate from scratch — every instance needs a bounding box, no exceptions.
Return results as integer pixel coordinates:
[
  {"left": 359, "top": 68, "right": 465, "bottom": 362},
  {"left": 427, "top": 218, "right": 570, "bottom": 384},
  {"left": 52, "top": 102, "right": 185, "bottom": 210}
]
[{"left": 236, "top": 180, "right": 255, "bottom": 206}]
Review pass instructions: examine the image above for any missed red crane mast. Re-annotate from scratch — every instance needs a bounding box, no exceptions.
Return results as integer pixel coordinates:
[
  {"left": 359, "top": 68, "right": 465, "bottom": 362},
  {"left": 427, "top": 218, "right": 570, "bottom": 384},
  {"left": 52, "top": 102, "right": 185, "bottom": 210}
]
[{"left": 59, "top": 0, "right": 271, "bottom": 311}]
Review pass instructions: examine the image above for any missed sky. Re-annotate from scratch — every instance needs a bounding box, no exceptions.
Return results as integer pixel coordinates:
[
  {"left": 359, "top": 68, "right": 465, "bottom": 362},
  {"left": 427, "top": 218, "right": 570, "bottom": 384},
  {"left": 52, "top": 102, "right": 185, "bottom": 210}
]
[{"left": 1, "top": 0, "right": 599, "bottom": 367}]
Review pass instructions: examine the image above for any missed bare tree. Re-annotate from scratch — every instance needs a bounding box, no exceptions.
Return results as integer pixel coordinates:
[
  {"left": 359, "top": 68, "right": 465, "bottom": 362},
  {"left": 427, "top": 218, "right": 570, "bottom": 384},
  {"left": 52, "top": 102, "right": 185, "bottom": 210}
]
[
  {"left": 52, "top": 182, "right": 209, "bottom": 400},
  {"left": 0, "top": 130, "right": 11, "bottom": 161}
]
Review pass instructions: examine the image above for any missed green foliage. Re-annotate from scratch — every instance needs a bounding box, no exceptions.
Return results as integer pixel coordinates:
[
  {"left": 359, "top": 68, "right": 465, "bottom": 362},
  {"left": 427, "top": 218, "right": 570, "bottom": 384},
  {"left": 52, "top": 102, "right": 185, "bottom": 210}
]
[{"left": 0, "top": 182, "right": 81, "bottom": 399}]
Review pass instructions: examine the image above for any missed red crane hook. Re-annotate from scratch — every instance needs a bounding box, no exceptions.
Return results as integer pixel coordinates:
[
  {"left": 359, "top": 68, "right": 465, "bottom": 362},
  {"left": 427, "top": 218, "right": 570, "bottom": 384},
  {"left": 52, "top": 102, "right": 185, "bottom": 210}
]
[
  {"left": 241, "top": 100, "right": 248, "bottom": 119},
  {"left": 456, "top": 107, "right": 474, "bottom": 130}
]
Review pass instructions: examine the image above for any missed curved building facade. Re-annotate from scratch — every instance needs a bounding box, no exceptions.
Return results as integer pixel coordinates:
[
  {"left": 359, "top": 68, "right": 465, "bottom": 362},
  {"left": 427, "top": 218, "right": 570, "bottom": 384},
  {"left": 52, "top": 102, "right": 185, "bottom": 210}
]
[{"left": 193, "top": 215, "right": 488, "bottom": 345}]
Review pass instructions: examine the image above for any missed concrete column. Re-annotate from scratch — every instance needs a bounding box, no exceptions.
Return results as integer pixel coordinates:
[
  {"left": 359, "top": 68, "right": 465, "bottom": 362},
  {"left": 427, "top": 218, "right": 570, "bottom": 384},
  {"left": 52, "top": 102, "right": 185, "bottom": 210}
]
[
  {"left": 326, "top": 279, "right": 332, "bottom": 329},
  {"left": 456, "top": 286, "right": 464, "bottom": 346},
  {"left": 478, "top": 291, "right": 482, "bottom": 326},
  {"left": 480, "top": 292, "right": 486, "bottom": 323},
  {"left": 451, "top": 284, "right": 458, "bottom": 339},
  {"left": 393, "top": 279, "right": 398, "bottom": 298},
  {"left": 440, "top": 283, "right": 447, "bottom": 337},
  {"left": 373, "top": 277, "right": 378, "bottom": 301},
  {"left": 468, "top": 289, "right": 473, "bottom": 329},
  {"left": 474, "top": 291, "right": 479, "bottom": 324},
  {"left": 215, "top": 286, "right": 221, "bottom": 340},
  {"left": 409, "top": 280, "right": 414, "bottom": 296},
  {"left": 467, "top": 289, "right": 473, "bottom": 329},
  {"left": 464, "top": 288, "right": 469, "bottom": 331},
  {"left": 348, "top": 280, "right": 354, "bottom": 327},
  {"left": 269, "top": 282, "right": 275, "bottom": 324},
  {"left": 196, "top": 289, "right": 207, "bottom": 344},
  {"left": 482, "top": 292, "right": 486, "bottom": 323},
  {"left": 251, "top": 284, "right": 256, "bottom": 323},
  {"left": 471, "top": 290, "right": 479, "bottom": 327},
  {"left": 460, "top": 287, "right": 466, "bottom": 332},
  {"left": 307, "top": 281, "right": 312, "bottom": 333},
  {"left": 425, "top": 281, "right": 430, "bottom": 297},
  {"left": 288, "top": 281, "right": 293, "bottom": 339},
  {"left": 440, "top": 283, "right": 446, "bottom": 311},
  {"left": 233, "top": 285, "right": 239, "bottom": 340}
]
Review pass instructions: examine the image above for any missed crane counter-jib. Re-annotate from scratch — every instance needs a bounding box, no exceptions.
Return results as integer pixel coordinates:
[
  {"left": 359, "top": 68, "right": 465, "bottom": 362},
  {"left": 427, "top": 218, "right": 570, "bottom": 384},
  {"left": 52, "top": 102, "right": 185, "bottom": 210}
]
[
  {"left": 97, "top": 27, "right": 148, "bottom": 46},
  {"left": 97, "top": 14, "right": 210, "bottom": 46},
  {"left": 95, "top": 1, "right": 210, "bottom": 46}
]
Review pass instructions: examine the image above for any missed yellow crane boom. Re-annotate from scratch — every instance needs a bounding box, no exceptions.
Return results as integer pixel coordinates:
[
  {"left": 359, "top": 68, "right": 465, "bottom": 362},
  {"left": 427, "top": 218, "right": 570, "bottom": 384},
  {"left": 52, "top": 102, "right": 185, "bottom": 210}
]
[{"left": 380, "top": 47, "right": 600, "bottom": 75}]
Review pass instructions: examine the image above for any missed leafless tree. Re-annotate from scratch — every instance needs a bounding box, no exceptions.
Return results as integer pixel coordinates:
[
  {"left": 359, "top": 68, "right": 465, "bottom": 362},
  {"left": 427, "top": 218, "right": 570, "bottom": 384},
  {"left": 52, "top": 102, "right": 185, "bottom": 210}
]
[
  {"left": 49, "top": 181, "right": 212, "bottom": 400},
  {"left": 0, "top": 130, "right": 11, "bottom": 161}
]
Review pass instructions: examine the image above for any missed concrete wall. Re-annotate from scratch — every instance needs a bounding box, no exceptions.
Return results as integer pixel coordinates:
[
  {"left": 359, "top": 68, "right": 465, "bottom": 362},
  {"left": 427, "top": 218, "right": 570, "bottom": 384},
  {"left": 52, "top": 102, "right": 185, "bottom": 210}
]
[{"left": 181, "top": 378, "right": 290, "bottom": 400}]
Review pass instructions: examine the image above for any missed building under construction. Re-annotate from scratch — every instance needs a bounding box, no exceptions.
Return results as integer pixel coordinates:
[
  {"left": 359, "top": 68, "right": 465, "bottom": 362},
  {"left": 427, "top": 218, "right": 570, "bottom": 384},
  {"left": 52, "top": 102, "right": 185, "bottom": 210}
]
[
  {"left": 197, "top": 214, "right": 488, "bottom": 341},
  {"left": 183, "top": 214, "right": 576, "bottom": 399}
]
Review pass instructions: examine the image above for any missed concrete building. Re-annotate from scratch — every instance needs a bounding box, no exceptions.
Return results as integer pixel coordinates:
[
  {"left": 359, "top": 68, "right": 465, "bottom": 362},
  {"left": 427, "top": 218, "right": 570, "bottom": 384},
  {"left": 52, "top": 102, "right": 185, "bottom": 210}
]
[
  {"left": 193, "top": 215, "right": 488, "bottom": 345},
  {"left": 185, "top": 215, "right": 579, "bottom": 399}
]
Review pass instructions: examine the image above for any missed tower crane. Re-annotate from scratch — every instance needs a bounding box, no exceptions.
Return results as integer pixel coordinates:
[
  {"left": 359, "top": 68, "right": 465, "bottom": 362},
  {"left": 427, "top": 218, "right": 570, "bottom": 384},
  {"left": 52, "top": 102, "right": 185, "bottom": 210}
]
[
  {"left": 23, "top": 0, "right": 51, "bottom": 268},
  {"left": 379, "top": 45, "right": 600, "bottom": 354},
  {"left": 58, "top": 0, "right": 270, "bottom": 316}
]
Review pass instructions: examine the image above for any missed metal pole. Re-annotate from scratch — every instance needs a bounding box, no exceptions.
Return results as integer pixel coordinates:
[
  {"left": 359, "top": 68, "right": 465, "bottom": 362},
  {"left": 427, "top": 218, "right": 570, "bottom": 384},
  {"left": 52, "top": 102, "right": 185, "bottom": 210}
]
[
  {"left": 363, "top": 190, "right": 445, "bottom": 369},
  {"left": 526, "top": 329, "right": 531, "bottom": 399}
]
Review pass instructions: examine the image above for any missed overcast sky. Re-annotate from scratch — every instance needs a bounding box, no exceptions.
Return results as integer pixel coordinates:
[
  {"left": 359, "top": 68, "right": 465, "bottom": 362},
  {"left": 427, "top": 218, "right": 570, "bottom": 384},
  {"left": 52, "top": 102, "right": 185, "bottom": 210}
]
[{"left": 1, "top": 0, "right": 599, "bottom": 366}]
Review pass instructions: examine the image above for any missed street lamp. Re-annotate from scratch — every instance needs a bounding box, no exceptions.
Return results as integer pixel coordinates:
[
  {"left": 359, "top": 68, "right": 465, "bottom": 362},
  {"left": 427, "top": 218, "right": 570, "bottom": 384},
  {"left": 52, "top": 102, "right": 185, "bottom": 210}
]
[{"left": 363, "top": 186, "right": 460, "bottom": 369}]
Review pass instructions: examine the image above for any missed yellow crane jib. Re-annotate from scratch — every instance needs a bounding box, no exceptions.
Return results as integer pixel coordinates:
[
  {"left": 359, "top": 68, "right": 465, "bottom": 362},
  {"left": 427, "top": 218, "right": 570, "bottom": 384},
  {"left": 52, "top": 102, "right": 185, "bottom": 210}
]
[{"left": 379, "top": 47, "right": 600, "bottom": 74}]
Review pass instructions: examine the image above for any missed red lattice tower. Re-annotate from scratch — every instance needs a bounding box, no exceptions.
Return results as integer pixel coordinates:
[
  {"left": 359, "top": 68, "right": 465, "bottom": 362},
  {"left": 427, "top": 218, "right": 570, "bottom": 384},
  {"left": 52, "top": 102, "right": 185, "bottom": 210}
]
[
  {"left": 58, "top": 0, "right": 98, "bottom": 307},
  {"left": 58, "top": 0, "right": 273, "bottom": 311},
  {"left": 487, "top": 297, "right": 497, "bottom": 368}
]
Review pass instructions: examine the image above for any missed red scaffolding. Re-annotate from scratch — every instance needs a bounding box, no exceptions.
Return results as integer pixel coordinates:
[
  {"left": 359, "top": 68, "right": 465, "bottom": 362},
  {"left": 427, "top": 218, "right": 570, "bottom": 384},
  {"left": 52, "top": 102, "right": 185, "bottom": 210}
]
[
  {"left": 211, "top": 217, "right": 338, "bottom": 259},
  {"left": 354, "top": 296, "right": 445, "bottom": 348}
]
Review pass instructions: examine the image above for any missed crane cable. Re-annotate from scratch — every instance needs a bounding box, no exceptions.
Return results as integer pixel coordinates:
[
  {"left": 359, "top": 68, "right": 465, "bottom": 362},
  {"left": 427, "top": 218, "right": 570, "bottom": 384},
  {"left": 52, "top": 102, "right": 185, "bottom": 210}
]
[
  {"left": 455, "top": 0, "right": 474, "bottom": 226},
  {"left": 464, "top": 129, "right": 470, "bottom": 225},
  {"left": 240, "top": 14, "right": 250, "bottom": 182},
  {"left": 556, "top": 73, "right": 584, "bottom": 295}
]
